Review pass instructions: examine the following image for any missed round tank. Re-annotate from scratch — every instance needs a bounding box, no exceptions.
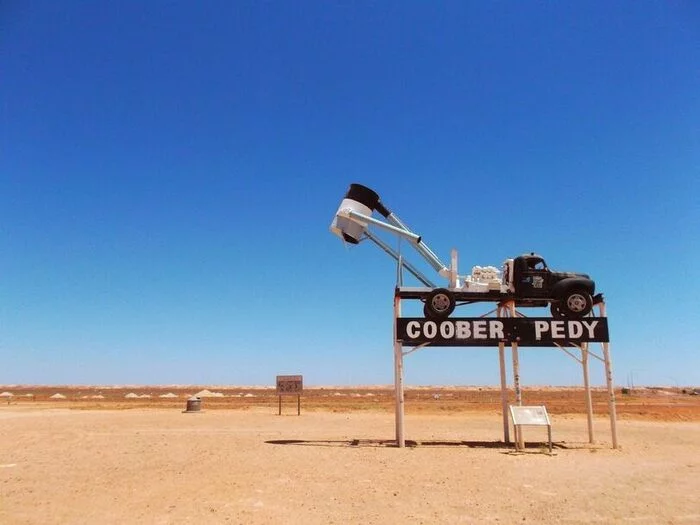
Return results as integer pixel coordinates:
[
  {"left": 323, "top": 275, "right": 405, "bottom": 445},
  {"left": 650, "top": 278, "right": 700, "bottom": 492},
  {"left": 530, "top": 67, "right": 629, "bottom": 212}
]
[{"left": 184, "top": 396, "right": 202, "bottom": 413}]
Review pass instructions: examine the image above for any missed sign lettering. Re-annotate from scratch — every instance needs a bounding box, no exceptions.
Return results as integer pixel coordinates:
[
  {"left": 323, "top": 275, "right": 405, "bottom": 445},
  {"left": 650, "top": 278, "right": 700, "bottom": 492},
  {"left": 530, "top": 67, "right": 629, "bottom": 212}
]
[{"left": 396, "top": 318, "right": 609, "bottom": 347}]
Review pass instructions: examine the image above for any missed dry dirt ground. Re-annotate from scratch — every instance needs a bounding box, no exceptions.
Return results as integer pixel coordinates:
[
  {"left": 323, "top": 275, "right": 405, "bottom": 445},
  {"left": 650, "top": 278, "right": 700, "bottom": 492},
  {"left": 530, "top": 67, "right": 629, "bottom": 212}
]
[{"left": 1, "top": 387, "right": 700, "bottom": 524}]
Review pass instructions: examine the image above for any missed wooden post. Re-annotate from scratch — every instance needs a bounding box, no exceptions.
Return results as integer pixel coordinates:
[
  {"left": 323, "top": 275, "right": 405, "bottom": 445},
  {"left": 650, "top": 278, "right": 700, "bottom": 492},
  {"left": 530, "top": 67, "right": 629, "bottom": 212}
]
[
  {"left": 297, "top": 395, "right": 300, "bottom": 416},
  {"left": 278, "top": 396, "right": 281, "bottom": 416}
]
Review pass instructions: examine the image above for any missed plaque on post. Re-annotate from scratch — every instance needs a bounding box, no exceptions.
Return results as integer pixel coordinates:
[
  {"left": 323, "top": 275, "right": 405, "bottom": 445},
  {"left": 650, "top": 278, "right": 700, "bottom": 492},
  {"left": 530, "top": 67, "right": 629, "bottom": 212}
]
[
  {"left": 509, "top": 405, "right": 552, "bottom": 453},
  {"left": 276, "top": 375, "right": 303, "bottom": 415}
]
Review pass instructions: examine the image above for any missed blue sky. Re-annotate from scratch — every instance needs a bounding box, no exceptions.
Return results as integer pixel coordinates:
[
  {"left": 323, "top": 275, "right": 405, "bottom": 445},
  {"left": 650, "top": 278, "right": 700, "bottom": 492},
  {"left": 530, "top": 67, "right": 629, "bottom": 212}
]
[{"left": 2, "top": 1, "right": 698, "bottom": 387}]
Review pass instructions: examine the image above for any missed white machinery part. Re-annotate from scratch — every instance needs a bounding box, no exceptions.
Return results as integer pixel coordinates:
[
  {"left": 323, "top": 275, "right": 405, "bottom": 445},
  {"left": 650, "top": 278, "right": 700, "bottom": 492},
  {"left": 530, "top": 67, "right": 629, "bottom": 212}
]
[
  {"left": 330, "top": 198, "right": 372, "bottom": 243},
  {"left": 329, "top": 184, "right": 463, "bottom": 286},
  {"left": 462, "top": 281, "right": 490, "bottom": 292},
  {"left": 461, "top": 265, "right": 504, "bottom": 293},
  {"left": 471, "top": 265, "right": 501, "bottom": 283}
]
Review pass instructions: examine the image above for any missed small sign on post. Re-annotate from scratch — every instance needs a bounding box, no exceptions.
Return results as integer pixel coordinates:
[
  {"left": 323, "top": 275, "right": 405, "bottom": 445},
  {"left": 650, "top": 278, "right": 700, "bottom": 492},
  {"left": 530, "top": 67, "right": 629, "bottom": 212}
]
[
  {"left": 276, "top": 375, "right": 303, "bottom": 415},
  {"left": 509, "top": 405, "right": 552, "bottom": 453}
]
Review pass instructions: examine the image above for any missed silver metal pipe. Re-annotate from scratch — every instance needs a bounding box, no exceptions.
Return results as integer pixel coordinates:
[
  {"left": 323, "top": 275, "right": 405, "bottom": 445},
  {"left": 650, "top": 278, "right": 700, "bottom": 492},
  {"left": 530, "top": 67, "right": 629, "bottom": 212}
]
[
  {"left": 365, "top": 231, "right": 436, "bottom": 287},
  {"left": 385, "top": 213, "right": 448, "bottom": 273},
  {"left": 343, "top": 210, "right": 422, "bottom": 243}
]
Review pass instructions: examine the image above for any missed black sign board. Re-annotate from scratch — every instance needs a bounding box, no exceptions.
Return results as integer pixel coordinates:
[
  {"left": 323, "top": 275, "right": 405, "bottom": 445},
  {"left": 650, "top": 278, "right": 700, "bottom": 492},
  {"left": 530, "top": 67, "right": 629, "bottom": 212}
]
[
  {"left": 396, "top": 318, "right": 609, "bottom": 347},
  {"left": 276, "top": 375, "right": 303, "bottom": 416},
  {"left": 276, "top": 375, "right": 303, "bottom": 395}
]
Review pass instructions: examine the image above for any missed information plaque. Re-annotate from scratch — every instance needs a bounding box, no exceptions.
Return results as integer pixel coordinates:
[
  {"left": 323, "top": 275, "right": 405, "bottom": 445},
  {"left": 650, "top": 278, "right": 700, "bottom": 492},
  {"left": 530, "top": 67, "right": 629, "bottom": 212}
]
[
  {"left": 276, "top": 375, "right": 303, "bottom": 395},
  {"left": 509, "top": 405, "right": 551, "bottom": 426},
  {"left": 276, "top": 375, "right": 303, "bottom": 415},
  {"left": 509, "top": 405, "right": 552, "bottom": 453}
]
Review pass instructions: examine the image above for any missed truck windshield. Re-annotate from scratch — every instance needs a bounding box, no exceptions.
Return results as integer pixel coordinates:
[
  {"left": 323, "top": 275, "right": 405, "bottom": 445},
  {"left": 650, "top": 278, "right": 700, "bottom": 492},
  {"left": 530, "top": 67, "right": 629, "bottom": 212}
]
[{"left": 528, "top": 260, "right": 547, "bottom": 270}]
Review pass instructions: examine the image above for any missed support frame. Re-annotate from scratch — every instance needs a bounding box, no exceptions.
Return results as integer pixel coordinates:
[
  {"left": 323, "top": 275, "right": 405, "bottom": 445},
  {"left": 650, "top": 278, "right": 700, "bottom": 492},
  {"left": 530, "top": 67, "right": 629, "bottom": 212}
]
[{"left": 392, "top": 289, "right": 617, "bottom": 449}]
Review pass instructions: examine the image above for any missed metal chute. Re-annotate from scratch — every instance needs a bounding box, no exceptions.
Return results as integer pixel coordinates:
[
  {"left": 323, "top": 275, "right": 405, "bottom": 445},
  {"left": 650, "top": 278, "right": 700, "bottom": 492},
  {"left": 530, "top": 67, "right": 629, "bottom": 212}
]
[{"left": 330, "top": 183, "right": 452, "bottom": 286}]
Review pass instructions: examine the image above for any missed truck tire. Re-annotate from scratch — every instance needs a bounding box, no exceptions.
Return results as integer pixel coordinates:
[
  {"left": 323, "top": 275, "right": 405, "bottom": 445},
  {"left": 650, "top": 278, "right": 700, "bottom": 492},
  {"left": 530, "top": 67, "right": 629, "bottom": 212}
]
[
  {"left": 549, "top": 302, "right": 566, "bottom": 318},
  {"left": 560, "top": 288, "right": 593, "bottom": 317},
  {"left": 424, "top": 288, "right": 456, "bottom": 318}
]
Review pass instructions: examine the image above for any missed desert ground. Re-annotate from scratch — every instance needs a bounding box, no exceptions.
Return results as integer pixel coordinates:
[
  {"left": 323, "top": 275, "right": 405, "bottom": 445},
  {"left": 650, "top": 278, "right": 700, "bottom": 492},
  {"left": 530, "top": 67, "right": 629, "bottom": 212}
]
[{"left": 1, "top": 386, "right": 699, "bottom": 524}]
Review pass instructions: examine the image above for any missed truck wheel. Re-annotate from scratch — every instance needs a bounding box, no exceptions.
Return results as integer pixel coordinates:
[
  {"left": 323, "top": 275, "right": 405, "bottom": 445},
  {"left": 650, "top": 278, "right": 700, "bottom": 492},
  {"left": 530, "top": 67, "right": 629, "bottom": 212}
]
[
  {"left": 425, "top": 288, "right": 455, "bottom": 318},
  {"left": 549, "top": 302, "right": 566, "bottom": 318},
  {"left": 560, "top": 289, "right": 593, "bottom": 317}
]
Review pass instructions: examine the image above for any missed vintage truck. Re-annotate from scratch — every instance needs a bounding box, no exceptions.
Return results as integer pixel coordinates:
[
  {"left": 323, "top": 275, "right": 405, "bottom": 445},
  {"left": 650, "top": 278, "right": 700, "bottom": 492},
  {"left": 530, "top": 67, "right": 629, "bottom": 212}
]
[
  {"left": 330, "top": 183, "right": 601, "bottom": 319},
  {"left": 420, "top": 253, "right": 598, "bottom": 319}
]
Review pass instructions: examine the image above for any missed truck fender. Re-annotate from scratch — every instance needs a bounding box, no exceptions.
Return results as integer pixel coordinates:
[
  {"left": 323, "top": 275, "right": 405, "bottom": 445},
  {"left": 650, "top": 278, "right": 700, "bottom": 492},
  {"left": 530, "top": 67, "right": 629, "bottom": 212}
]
[{"left": 551, "top": 278, "right": 595, "bottom": 299}]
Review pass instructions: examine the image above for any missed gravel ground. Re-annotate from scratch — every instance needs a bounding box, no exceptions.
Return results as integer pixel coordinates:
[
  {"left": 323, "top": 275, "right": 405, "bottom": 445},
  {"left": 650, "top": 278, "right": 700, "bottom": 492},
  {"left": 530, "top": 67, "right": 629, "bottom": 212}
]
[{"left": 1, "top": 406, "right": 699, "bottom": 524}]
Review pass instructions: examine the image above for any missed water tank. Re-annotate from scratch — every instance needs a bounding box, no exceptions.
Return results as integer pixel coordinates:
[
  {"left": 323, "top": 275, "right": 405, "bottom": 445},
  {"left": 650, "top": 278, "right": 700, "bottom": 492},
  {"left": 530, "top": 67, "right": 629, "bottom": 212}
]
[{"left": 184, "top": 396, "right": 202, "bottom": 413}]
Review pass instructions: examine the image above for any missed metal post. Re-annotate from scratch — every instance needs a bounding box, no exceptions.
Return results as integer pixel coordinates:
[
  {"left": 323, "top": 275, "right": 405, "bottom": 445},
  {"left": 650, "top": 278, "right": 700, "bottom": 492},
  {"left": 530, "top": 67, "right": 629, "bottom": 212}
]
[
  {"left": 581, "top": 342, "right": 595, "bottom": 443},
  {"left": 511, "top": 343, "right": 521, "bottom": 404},
  {"left": 512, "top": 342, "right": 524, "bottom": 449},
  {"left": 498, "top": 342, "right": 510, "bottom": 444},
  {"left": 396, "top": 254, "right": 403, "bottom": 287},
  {"left": 598, "top": 301, "right": 618, "bottom": 449},
  {"left": 365, "top": 231, "right": 435, "bottom": 287},
  {"left": 297, "top": 395, "right": 301, "bottom": 416},
  {"left": 385, "top": 213, "right": 448, "bottom": 274},
  {"left": 278, "top": 396, "right": 281, "bottom": 416},
  {"left": 602, "top": 341, "right": 618, "bottom": 449},
  {"left": 450, "top": 249, "right": 458, "bottom": 288},
  {"left": 393, "top": 291, "right": 405, "bottom": 448}
]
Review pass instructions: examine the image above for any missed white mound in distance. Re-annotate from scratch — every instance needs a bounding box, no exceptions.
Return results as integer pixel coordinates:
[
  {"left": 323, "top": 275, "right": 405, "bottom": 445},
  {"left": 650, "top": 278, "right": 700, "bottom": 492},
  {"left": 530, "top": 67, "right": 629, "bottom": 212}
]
[{"left": 195, "top": 389, "right": 225, "bottom": 398}]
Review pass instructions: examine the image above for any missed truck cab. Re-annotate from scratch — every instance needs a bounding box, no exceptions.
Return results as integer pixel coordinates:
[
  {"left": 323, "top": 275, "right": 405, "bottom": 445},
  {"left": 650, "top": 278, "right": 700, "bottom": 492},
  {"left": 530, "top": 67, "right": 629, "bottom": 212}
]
[{"left": 507, "top": 253, "right": 596, "bottom": 317}]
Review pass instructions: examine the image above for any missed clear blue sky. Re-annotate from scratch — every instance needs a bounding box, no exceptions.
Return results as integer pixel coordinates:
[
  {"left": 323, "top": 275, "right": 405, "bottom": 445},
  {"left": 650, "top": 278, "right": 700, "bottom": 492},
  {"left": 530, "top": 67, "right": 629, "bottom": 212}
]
[{"left": 2, "top": 1, "right": 698, "bottom": 387}]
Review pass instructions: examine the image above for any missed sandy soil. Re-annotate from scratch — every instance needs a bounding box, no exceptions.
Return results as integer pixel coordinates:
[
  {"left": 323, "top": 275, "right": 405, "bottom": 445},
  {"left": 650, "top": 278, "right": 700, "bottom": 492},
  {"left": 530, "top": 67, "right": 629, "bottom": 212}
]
[{"left": 1, "top": 391, "right": 700, "bottom": 524}]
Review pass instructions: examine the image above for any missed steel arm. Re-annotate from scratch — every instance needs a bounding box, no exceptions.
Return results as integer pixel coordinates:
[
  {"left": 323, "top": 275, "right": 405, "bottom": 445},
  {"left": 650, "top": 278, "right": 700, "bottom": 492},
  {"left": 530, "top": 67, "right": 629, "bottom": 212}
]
[
  {"left": 364, "top": 231, "right": 436, "bottom": 287},
  {"left": 384, "top": 212, "right": 449, "bottom": 276},
  {"left": 339, "top": 208, "right": 450, "bottom": 280},
  {"left": 341, "top": 209, "right": 421, "bottom": 243}
]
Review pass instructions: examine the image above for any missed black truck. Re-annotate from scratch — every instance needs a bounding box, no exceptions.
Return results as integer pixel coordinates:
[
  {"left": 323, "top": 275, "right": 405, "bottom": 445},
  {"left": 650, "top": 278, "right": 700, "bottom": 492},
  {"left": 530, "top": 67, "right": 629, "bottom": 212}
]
[
  {"left": 420, "top": 253, "right": 599, "bottom": 319},
  {"left": 330, "top": 183, "right": 601, "bottom": 320}
]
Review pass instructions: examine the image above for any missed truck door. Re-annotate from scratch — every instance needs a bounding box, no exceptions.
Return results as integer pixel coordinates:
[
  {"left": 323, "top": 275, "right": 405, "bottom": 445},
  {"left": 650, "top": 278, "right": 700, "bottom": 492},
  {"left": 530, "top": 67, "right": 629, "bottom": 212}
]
[{"left": 517, "top": 258, "right": 550, "bottom": 298}]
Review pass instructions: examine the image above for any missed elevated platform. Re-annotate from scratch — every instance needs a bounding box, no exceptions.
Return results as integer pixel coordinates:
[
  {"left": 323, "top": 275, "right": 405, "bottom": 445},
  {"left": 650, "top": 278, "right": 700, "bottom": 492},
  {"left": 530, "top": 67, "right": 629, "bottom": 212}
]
[{"left": 396, "top": 286, "right": 508, "bottom": 302}]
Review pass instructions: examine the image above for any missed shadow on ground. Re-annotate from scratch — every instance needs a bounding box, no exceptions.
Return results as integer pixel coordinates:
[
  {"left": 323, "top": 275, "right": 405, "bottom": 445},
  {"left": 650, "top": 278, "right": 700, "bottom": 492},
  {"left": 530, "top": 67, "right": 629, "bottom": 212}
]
[{"left": 265, "top": 439, "right": 571, "bottom": 450}]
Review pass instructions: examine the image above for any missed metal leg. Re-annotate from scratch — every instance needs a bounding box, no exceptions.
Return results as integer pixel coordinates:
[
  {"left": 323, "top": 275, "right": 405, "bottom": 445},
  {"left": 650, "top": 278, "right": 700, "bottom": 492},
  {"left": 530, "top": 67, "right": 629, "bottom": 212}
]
[
  {"left": 511, "top": 342, "right": 524, "bottom": 450},
  {"left": 582, "top": 343, "right": 595, "bottom": 444},
  {"left": 598, "top": 301, "right": 618, "bottom": 449},
  {"left": 394, "top": 293, "right": 405, "bottom": 448},
  {"left": 499, "top": 343, "right": 510, "bottom": 444},
  {"left": 602, "top": 341, "right": 619, "bottom": 449}
]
